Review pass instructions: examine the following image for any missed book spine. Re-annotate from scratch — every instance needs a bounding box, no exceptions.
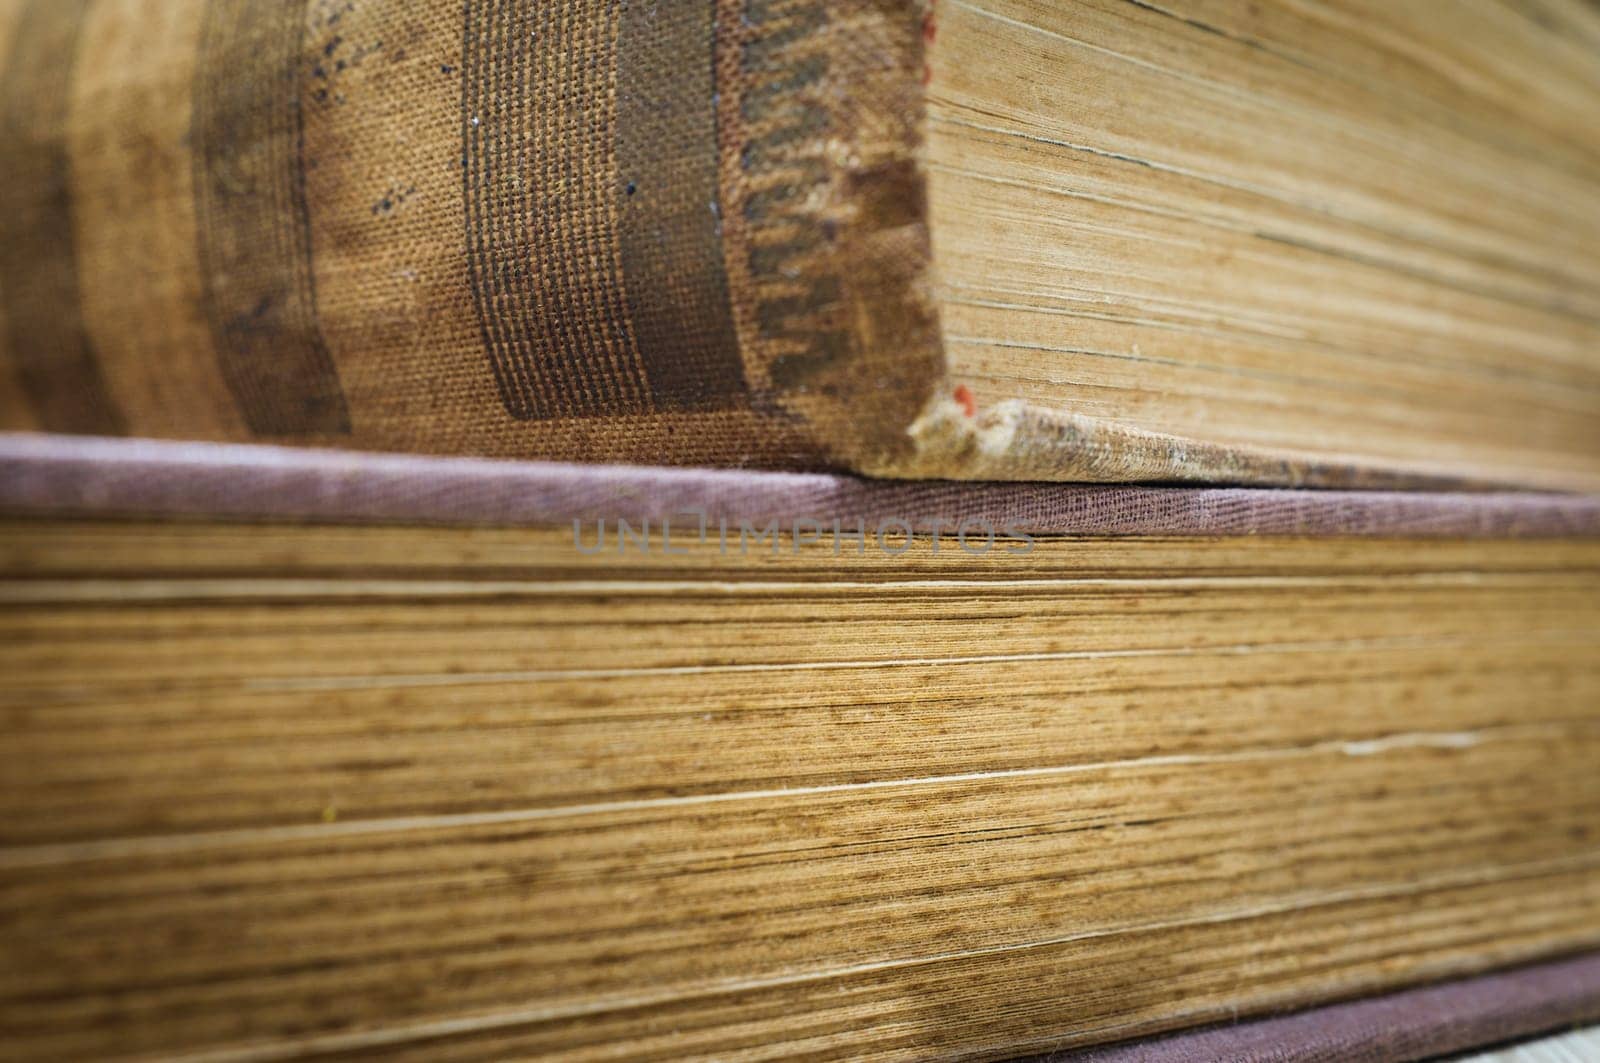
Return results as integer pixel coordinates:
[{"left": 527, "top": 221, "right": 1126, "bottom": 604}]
[{"left": 0, "top": 0, "right": 940, "bottom": 469}]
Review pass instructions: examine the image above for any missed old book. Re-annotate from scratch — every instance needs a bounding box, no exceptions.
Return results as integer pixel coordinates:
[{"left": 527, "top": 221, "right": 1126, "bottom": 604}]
[
  {"left": 2, "top": 436, "right": 1599, "bottom": 1060},
  {"left": 2, "top": 1, "right": 1598, "bottom": 489}
]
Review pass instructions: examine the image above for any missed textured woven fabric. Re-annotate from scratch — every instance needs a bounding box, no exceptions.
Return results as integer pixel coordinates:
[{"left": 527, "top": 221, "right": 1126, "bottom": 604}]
[
  {"left": 4, "top": 1, "right": 1595, "bottom": 490},
  {"left": 0, "top": 0, "right": 937, "bottom": 470},
  {"left": 1040, "top": 950, "right": 1600, "bottom": 1063},
  {"left": 3, "top": 432, "right": 1598, "bottom": 537}
]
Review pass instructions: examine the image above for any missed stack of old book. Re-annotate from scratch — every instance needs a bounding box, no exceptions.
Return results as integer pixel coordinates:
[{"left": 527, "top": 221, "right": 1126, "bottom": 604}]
[{"left": 2, "top": 1, "right": 1598, "bottom": 1059}]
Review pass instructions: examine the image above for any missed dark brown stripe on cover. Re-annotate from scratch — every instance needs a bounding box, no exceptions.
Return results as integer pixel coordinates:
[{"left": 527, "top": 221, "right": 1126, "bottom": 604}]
[
  {"left": 0, "top": 0, "right": 125, "bottom": 435},
  {"left": 192, "top": 0, "right": 349, "bottom": 436},
  {"left": 614, "top": 0, "right": 748, "bottom": 410},
  {"left": 462, "top": 0, "right": 650, "bottom": 420},
  {"left": 733, "top": 0, "right": 856, "bottom": 391},
  {"left": 1041, "top": 950, "right": 1600, "bottom": 1063},
  {"left": 3, "top": 433, "right": 1599, "bottom": 539}
]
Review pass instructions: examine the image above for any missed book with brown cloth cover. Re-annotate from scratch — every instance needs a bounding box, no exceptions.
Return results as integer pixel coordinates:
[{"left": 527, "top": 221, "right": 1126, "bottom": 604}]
[
  {"left": 3, "top": 3, "right": 1600, "bottom": 1058},
  {"left": 2, "top": 0, "right": 1599, "bottom": 489}
]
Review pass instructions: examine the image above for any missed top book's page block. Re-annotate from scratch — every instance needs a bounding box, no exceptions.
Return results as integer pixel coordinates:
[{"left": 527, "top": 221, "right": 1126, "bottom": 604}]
[{"left": 1, "top": 0, "right": 1597, "bottom": 490}]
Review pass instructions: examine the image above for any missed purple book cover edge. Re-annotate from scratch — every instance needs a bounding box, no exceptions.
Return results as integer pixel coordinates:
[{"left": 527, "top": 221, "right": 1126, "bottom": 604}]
[{"left": 2, "top": 433, "right": 1598, "bottom": 537}]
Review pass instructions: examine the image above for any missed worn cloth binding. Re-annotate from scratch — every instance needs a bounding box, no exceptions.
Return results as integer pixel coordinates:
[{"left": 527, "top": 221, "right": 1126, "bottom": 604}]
[
  {"left": 3, "top": 1, "right": 1598, "bottom": 489},
  {"left": 3, "top": 432, "right": 1599, "bottom": 537},
  {"left": 1044, "top": 950, "right": 1600, "bottom": 1063},
  {"left": 0, "top": 0, "right": 938, "bottom": 472}
]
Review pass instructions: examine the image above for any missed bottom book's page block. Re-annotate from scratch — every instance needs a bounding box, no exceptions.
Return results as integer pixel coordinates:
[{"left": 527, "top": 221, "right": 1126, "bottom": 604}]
[{"left": 1, "top": 521, "right": 1598, "bottom": 1060}]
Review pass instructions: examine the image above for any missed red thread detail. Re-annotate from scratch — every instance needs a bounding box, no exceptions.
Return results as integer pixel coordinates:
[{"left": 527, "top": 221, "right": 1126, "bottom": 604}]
[{"left": 953, "top": 385, "right": 977, "bottom": 418}]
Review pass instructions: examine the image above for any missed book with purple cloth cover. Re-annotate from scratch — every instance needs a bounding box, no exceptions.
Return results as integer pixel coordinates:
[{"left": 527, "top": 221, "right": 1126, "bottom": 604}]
[
  {"left": 3, "top": 0, "right": 1600, "bottom": 1058},
  {"left": 0, "top": 435, "right": 1597, "bottom": 1061}
]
